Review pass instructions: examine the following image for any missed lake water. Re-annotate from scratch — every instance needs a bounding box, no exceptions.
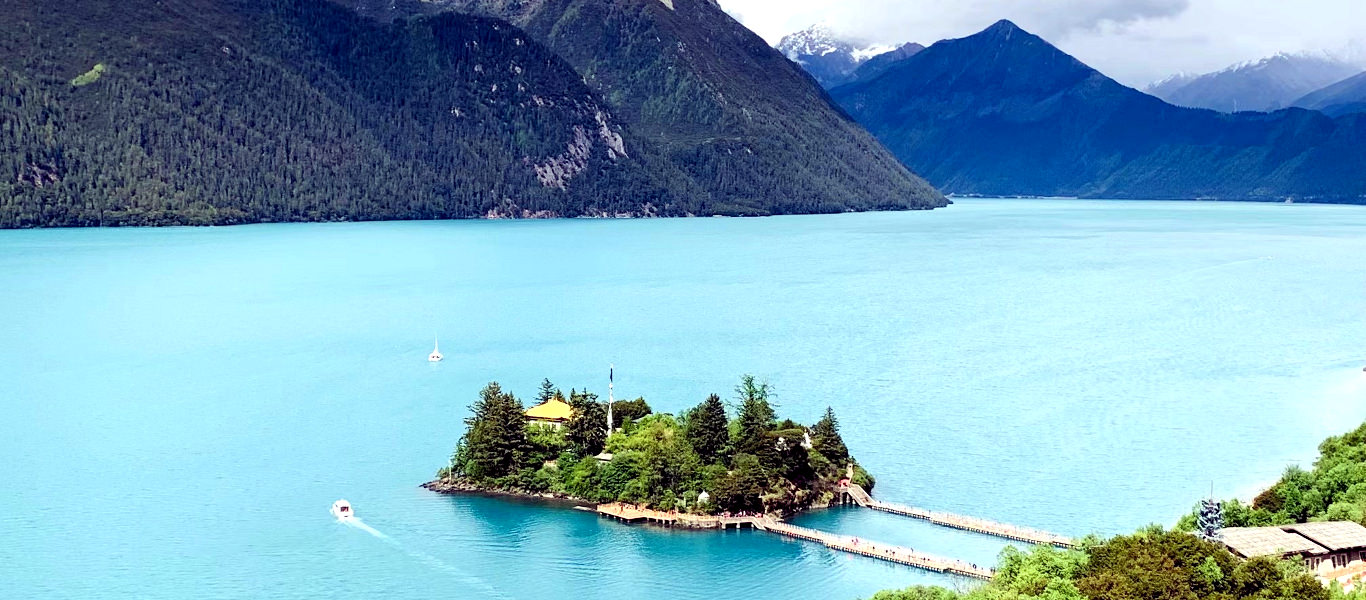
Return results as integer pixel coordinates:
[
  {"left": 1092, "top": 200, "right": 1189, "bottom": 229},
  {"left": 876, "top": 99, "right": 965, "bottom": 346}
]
[{"left": 4, "top": 199, "right": 1366, "bottom": 599}]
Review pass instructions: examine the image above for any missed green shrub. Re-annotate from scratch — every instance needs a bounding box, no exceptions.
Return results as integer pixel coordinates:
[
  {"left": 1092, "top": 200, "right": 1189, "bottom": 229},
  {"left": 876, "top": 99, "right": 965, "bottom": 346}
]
[{"left": 70, "top": 63, "right": 105, "bottom": 87}]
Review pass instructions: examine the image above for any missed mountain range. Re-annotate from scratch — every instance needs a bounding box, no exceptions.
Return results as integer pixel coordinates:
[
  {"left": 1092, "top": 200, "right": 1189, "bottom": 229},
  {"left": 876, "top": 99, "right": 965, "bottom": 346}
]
[
  {"left": 830, "top": 20, "right": 1366, "bottom": 202},
  {"left": 346, "top": 0, "right": 944, "bottom": 215},
  {"left": 0, "top": 0, "right": 943, "bottom": 228},
  {"left": 1145, "top": 53, "right": 1361, "bottom": 113},
  {"left": 774, "top": 25, "right": 922, "bottom": 89},
  {"left": 1293, "top": 71, "right": 1366, "bottom": 117}
]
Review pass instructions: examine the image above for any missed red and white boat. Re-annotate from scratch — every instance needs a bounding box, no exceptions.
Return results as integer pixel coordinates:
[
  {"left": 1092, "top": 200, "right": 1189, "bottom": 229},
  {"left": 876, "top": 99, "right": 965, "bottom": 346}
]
[{"left": 330, "top": 499, "right": 354, "bottom": 520}]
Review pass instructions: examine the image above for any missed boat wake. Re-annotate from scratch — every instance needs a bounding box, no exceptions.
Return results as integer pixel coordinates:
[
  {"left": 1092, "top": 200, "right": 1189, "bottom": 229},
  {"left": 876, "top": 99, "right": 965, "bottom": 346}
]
[
  {"left": 342, "top": 517, "right": 387, "bottom": 540},
  {"left": 339, "top": 515, "right": 508, "bottom": 598}
]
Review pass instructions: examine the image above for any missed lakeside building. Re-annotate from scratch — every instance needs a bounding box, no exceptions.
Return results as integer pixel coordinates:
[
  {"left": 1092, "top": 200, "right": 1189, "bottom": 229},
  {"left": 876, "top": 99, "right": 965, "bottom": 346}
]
[
  {"left": 525, "top": 396, "right": 573, "bottom": 429},
  {"left": 1220, "top": 521, "right": 1366, "bottom": 591}
]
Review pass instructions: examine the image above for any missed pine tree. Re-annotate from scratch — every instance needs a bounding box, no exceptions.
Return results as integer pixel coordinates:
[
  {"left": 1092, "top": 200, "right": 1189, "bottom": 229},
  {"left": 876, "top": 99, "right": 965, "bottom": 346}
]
[
  {"left": 458, "top": 382, "right": 529, "bottom": 481},
  {"left": 810, "top": 406, "right": 849, "bottom": 463},
  {"left": 685, "top": 393, "right": 730, "bottom": 464},
  {"left": 1197, "top": 498, "right": 1224, "bottom": 541},
  {"left": 733, "top": 374, "right": 776, "bottom": 459},
  {"left": 536, "top": 378, "right": 557, "bottom": 405}
]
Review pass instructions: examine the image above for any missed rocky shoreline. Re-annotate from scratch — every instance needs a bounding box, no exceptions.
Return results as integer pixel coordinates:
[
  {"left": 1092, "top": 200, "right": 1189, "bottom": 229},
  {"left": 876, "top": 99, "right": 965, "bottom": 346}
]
[
  {"left": 420, "top": 478, "right": 597, "bottom": 509},
  {"left": 420, "top": 477, "right": 840, "bottom": 529}
]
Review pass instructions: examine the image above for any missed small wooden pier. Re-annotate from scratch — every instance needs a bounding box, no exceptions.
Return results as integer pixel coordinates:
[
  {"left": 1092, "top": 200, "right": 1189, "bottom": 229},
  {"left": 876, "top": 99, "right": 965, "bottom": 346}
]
[
  {"left": 595, "top": 504, "right": 993, "bottom": 580},
  {"left": 595, "top": 484, "right": 1071, "bottom": 579},
  {"left": 841, "top": 484, "right": 1075, "bottom": 549},
  {"left": 758, "top": 519, "right": 995, "bottom": 580},
  {"left": 596, "top": 503, "right": 760, "bottom": 529}
]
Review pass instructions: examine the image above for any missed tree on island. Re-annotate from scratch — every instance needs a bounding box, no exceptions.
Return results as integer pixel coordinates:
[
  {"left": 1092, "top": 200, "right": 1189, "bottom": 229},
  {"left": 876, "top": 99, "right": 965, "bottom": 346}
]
[
  {"left": 714, "top": 453, "right": 769, "bottom": 512},
  {"left": 436, "top": 375, "right": 871, "bottom": 515},
  {"left": 565, "top": 389, "right": 607, "bottom": 456},
  {"left": 733, "top": 374, "right": 777, "bottom": 458},
  {"left": 610, "top": 397, "right": 653, "bottom": 430},
  {"left": 536, "top": 378, "right": 558, "bottom": 405},
  {"left": 811, "top": 406, "right": 849, "bottom": 463},
  {"left": 455, "top": 382, "right": 529, "bottom": 481},
  {"left": 685, "top": 393, "right": 730, "bottom": 465}
]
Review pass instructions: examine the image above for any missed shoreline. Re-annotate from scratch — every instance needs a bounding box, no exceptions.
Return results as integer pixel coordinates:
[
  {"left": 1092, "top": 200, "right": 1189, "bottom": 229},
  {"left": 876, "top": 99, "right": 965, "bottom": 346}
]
[
  {"left": 420, "top": 478, "right": 597, "bottom": 511},
  {"left": 420, "top": 478, "right": 839, "bottom": 530}
]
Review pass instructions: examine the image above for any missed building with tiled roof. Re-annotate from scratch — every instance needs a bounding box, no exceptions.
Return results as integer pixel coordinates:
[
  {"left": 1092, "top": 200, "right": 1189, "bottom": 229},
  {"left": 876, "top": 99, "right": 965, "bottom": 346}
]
[
  {"left": 525, "top": 397, "right": 573, "bottom": 429},
  {"left": 1219, "top": 521, "right": 1366, "bottom": 592}
]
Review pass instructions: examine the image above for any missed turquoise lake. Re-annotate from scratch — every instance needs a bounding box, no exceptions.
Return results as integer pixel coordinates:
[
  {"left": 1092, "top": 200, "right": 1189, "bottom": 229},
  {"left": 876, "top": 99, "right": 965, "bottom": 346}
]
[{"left": 4, "top": 199, "right": 1366, "bottom": 599}]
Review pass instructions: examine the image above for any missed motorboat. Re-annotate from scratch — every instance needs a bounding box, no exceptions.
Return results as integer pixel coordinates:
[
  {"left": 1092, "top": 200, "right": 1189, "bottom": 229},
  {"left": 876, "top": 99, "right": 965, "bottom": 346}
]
[
  {"left": 331, "top": 499, "right": 355, "bottom": 520},
  {"left": 428, "top": 336, "right": 443, "bottom": 362}
]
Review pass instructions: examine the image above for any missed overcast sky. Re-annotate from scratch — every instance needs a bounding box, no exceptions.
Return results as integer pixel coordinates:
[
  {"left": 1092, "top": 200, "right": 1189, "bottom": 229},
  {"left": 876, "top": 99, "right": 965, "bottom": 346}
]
[{"left": 718, "top": 0, "right": 1366, "bottom": 86}]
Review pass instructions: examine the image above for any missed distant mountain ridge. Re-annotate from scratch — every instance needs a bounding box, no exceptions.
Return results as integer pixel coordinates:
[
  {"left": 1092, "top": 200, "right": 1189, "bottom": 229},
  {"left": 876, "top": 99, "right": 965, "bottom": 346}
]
[
  {"left": 775, "top": 25, "right": 918, "bottom": 89},
  {"left": 1294, "top": 70, "right": 1366, "bottom": 117},
  {"left": 831, "top": 20, "right": 1366, "bottom": 203},
  {"left": 1145, "top": 53, "right": 1361, "bottom": 113}
]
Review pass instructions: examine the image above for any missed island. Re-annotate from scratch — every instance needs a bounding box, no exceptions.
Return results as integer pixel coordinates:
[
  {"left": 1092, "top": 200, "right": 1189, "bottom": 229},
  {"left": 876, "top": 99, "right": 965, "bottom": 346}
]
[{"left": 423, "top": 375, "right": 874, "bottom": 521}]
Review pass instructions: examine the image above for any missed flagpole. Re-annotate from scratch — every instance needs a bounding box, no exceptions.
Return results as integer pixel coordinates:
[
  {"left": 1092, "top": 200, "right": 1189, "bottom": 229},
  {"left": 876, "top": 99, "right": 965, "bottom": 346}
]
[{"left": 606, "top": 364, "right": 614, "bottom": 439}]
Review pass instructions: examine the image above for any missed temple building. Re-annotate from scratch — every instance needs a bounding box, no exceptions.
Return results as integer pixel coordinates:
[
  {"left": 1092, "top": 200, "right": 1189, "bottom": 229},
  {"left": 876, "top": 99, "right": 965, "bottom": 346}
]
[
  {"left": 1220, "top": 521, "right": 1366, "bottom": 591},
  {"left": 525, "top": 395, "right": 573, "bottom": 429}
]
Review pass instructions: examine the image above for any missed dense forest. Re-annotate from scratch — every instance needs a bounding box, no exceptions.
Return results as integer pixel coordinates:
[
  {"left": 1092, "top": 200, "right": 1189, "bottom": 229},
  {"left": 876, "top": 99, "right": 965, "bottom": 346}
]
[
  {"left": 433, "top": 375, "right": 873, "bottom": 514},
  {"left": 0, "top": 0, "right": 944, "bottom": 228},
  {"left": 1, "top": 0, "right": 712, "bottom": 227},
  {"left": 349, "top": 0, "right": 947, "bottom": 217}
]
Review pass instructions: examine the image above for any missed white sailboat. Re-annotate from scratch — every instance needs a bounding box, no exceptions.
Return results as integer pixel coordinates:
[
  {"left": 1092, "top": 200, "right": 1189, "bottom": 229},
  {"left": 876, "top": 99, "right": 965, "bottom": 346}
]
[{"left": 428, "top": 335, "right": 444, "bottom": 362}]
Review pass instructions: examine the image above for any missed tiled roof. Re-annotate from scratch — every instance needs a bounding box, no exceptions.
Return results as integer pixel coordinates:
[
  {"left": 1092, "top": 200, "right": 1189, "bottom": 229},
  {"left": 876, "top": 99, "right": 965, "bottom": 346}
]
[
  {"left": 1282, "top": 522, "right": 1366, "bottom": 552},
  {"left": 1220, "top": 527, "right": 1327, "bottom": 558},
  {"left": 525, "top": 398, "right": 573, "bottom": 421}
]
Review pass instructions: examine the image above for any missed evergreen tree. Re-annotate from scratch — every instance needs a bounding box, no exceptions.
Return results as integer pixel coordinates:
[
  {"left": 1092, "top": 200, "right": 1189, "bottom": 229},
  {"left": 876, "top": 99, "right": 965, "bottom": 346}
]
[
  {"left": 811, "top": 406, "right": 849, "bottom": 463},
  {"left": 565, "top": 390, "right": 607, "bottom": 456},
  {"left": 458, "top": 382, "right": 529, "bottom": 481},
  {"left": 714, "top": 453, "right": 768, "bottom": 512},
  {"left": 773, "top": 427, "right": 816, "bottom": 486},
  {"left": 733, "top": 374, "right": 776, "bottom": 459},
  {"left": 685, "top": 393, "right": 730, "bottom": 465},
  {"left": 536, "top": 378, "right": 557, "bottom": 405},
  {"left": 1197, "top": 499, "right": 1224, "bottom": 542}
]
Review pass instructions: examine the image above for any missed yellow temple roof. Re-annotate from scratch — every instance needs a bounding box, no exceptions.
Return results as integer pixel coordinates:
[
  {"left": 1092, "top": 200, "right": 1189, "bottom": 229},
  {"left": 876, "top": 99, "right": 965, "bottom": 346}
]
[{"left": 525, "top": 398, "right": 573, "bottom": 421}]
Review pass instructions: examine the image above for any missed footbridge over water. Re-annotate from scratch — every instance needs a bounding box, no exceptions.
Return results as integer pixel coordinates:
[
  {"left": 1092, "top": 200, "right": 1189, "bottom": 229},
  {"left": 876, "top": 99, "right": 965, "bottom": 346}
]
[
  {"left": 596, "top": 503, "right": 995, "bottom": 580},
  {"left": 839, "top": 484, "right": 1075, "bottom": 549}
]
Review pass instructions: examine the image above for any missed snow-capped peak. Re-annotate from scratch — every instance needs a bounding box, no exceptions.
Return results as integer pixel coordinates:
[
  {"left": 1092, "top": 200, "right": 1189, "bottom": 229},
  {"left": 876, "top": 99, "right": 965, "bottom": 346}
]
[
  {"left": 852, "top": 44, "right": 898, "bottom": 62},
  {"left": 776, "top": 24, "right": 852, "bottom": 60}
]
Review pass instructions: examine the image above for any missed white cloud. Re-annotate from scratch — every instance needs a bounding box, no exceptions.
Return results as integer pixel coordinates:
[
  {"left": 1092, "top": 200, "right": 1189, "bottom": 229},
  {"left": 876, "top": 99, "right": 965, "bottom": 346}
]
[{"left": 720, "top": 0, "right": 1366, "bottom": 86}]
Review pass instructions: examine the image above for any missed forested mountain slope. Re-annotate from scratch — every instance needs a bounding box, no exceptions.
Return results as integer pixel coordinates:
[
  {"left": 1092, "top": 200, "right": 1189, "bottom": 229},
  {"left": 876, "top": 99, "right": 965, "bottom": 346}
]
[
  {"left": 348, "top": 0, "right": 946, "bottom": 216},
  {"left": 1, "top": 0, "right": 715, "bottom": 227}
]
